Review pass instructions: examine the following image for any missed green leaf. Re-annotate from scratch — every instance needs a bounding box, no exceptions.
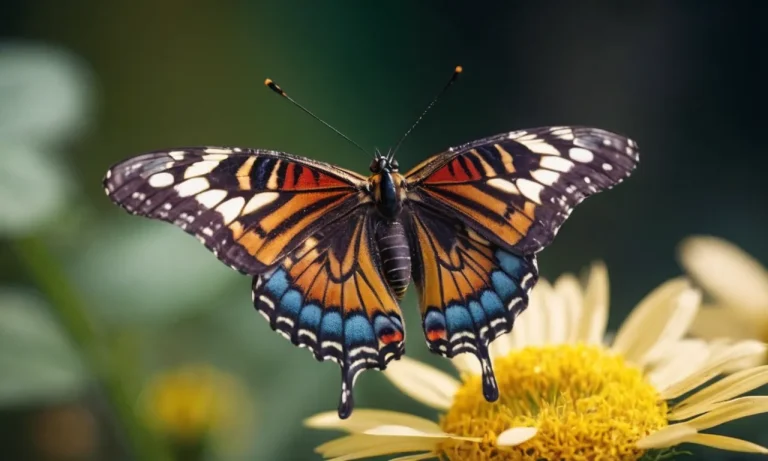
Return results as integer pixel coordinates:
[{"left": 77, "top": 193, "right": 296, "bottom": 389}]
[
  {"left": 0, "top": 289, "right": 88, "bottom": 406},
  {"left": 70, "top": 219, "right": 239, "bottom": 325},
  {"left": 0, "top": 144, "right": 71, "bottom": 236},
  {"left": 0, "top": 42, "right": 92, "bottom": 148}
]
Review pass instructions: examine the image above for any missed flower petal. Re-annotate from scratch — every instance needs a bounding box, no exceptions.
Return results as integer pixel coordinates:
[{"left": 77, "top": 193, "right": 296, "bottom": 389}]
[
  {"left": 636, "top": 423, "right": 697, "bottom": 449},
  {"left": 451, "top": 352, "right": 482, "bottom": 376},
  {"left": 389, "top": 453, "right": 438, "bottom": 461},
  {"left": 575, "top": 262, "right": 609, "bottom": 345},
  {"left": 611, "top": 278, "right": 694, "bottom": 362},
  {"left": 539, "top": 279, "right": 569, "bottom": 345},
  {"left": 305, "top": 409, "right": 443, "bottom": 434},
  {"left": 659, "top": 340, "right": 766, "bottom": 399},
  {"left": 316, "top": 434, "right": 441, "bottom": 460},
  {"left": 364, "top": 425, "right": 481, "bottom": 442},
  {"left": 509, "top": 283, "right": 548, "bottom": 349},
  {"left": 496, "top": 427, "right": 538, "bottom": 446},
  {"left": 384, "top": 356, "right": 460, "bottom": 410},
  {"left": 682, "top": 396, "right": 768, "bottom": 431},
  {"left": 638, "top": 288, "right": 701, "bottom": 365},
  {"left": 646, "top": 339, "right": 710, "bottom": 391},
  {"left": 688, "top": 305, "right": 762, "bottom": 340},
  {"left": 670, "top": 365, "right": 768, "bottom": 420},
  {"left": 553, "top": 273, "right": 584, "bottom": 344},
  {"left": 680, "top": 433, "right": 768, "bottom": 454},
  {"left": 679, "top": 236, "right": 768, "bottom": 318}
]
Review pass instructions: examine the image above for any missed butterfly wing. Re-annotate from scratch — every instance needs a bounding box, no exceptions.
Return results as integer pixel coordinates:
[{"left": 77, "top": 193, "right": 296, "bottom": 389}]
[
  {"left": 404, "top": 126, "right": 638, "bottom": 399},
  {"left": 105, "top": 147, "right": 400, "bottom": 419},
  {"left": 405, "top": 126, "right": 639, "bottom": 254},
  {"left": 252, "top": 210, "right": 405, "bottom": 418},
  {"left": 104, "top": 147, "right": 368, "bottom": 274},
  {"left": 404, "top": 206, "right": 538, "bottom": 401}
]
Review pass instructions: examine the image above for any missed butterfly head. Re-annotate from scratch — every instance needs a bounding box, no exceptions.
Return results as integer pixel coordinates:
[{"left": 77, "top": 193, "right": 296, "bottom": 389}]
[{"left": 370, "top": 150, "right": 399, "bottom": 173}]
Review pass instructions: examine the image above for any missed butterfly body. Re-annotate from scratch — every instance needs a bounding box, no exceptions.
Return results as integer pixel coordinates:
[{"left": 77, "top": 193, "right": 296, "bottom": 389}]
[{"left": 104, "top": 126, "right": 639, "bottom": 418}]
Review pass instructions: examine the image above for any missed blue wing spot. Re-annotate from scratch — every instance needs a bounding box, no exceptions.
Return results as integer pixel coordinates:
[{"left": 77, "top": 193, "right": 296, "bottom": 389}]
[
  {"left": 445, "top": 304, "right": 473, "bottom": 334},
  {"left": 480, "top": 290, "right": 505, "bottom": 317},
  {"left": 389, "top": 315, "right": 403, "bottom": 330},
  {"left": 279, "top": 289, "right": 302, "bottom": 316},
  {"left": 374, "top": 315, "right": 397, "bottom": 337},
  {"left": 264, "top": 269, "right": 290, "bottom": 298},
  {"left": 344, "top": 315, "right": 376, "bottom": 346},
  {"left": 496, "top": 250, "right": 524, "bottom": 277},
  {"left": 468, "top": 301, "right": 487, "bottom": 326},
  {"left": 424, "top": 310, "right": 446, "bottom": 332},
  {"left": 320, "top": 311, "right": 343, "bottom": 340},
  {"left": 491, "top": 271, "right": 517, "bottom": 300},
  {"left": 299, "top": 304, "right": 322, "bottom": 329}
]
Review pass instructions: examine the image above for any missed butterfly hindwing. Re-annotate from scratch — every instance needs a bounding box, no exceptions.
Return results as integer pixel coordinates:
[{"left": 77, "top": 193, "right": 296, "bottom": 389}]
[
  {"left": 251, "top": 210, "right": 405, "bottom": 418},
  {"left": 405, "top": 126, "right": 639, "bottom": 254},
  {"left": 405, "top": 205, "right": 538, "bottom": 401},
  {"left": 104, "top": 147, "right": 368, "bottom": 274}
]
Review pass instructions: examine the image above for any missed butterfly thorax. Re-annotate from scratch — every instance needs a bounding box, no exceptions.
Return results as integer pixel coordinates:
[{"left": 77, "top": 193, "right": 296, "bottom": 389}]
[{"left": 368, "top": 169, "right": 407, "bottom": 220}]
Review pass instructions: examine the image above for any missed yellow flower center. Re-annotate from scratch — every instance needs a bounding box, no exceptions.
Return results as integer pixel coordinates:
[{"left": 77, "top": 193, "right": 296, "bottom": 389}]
[{"left": 439, "top": 344, "right": 667, "bottom": 461}]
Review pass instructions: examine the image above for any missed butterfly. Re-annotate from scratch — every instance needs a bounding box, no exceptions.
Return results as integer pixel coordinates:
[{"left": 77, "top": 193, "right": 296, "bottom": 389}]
[{"left": 103, "top": 74, "right": 639, "bottom": 419}]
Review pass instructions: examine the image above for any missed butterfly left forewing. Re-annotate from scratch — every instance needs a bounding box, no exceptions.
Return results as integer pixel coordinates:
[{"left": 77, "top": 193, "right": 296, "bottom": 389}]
[
  {"left": 251, "top": 210, "right": 405, "bottom": 418},
  {"left": 405, "top": 126, "right": 639, "bottom": 254},
  {"left": 104, "top": 147, "right": 368, "bottom": 275}
]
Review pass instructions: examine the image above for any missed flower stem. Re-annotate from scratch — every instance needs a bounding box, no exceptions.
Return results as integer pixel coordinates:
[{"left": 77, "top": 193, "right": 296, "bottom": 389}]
[{"left": 14, "top": 236, "right": 171, "bottom": 461}]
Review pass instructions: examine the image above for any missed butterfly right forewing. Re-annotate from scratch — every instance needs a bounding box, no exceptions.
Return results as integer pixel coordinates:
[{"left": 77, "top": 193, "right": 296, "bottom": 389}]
[{"left": 104, "top": 147, "right": 369, "bottom": 275}]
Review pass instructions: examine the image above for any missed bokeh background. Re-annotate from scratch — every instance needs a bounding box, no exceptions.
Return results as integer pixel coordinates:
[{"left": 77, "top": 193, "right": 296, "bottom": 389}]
[{"left": 2, "top": 1, "right": 767, "bottom": 460}]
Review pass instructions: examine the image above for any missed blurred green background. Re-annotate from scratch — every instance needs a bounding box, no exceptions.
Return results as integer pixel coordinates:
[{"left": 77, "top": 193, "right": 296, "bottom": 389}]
[{"left": 1, "top": 1, "right": 767, "bottom": 460}]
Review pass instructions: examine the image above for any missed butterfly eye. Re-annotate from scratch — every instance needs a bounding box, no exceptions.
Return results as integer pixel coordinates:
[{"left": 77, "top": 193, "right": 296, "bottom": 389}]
[
  {"left": 390, "top": 159, "right": 399, "bottom": 171},
  {"left": 369, "top": 158, "right": 381, "bottom": 173}
]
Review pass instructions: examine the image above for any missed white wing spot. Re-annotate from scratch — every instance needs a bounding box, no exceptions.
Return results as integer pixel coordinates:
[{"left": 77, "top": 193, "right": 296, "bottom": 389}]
[
  {"left": 516, "top": 133, "right": 538, "bottom": 141},
  {"left": 203, "top": 148, "right": 233, "bottom": 155},
  {"left": 519, "top": 139, "right": 560, "bottom": 156},
  {"left": 602, "top": 138, "right": 612, "bottom": 146},
  {"left": 584, "top": 176, "right": 591, "bottom": 184},
  {"left": 148, "top": 172, "right": 175, "bottom": 188},
  {"left": 168, "top": 151, "right": 186, "bottom": 161},
  {"left": 551, "top": 127, "right": 574, "bottom": 140},
  {"left": 163, "top": 203, "right": 173, "bottom": 210},
  {"left": 602, "top": 163, "right": 614, "bottom": 171},
  {"left": 184, "top": 160, "right": 220, "bottom": 179},
  {"left": 569, "top": 147, "right": 594, "bottom": 163},
  {"left": 243, "top": 192, "right": 280, "bottom": 215},
  {"left": 517, "top": 179, "right": 544, "bottom": 205},
  {"left": 487, "top": 178, "right": 520, "bottom": 194},
  {"left": 105, "top": 170, "right": 112, "bottom": 179},
  {"left": 174, "top": 177, "right": 210, "bottom": 197},
  {"left": 531, "top": 169, "right": 560, "bottom": 186},
  {"left": 507, "top": 130, "right": 527, "bottom": 139},
  {"left": 540, "top": 156, "right": 574, "bottom": 172},
  {"left": 103, "top": 187, "right": 111, "bottom": 195},
  {"left": 196, "top": 189, "right": 228, "bottom": 208},
  {"left": 216, "top": 197, "right": 246, "bottom": 224}
]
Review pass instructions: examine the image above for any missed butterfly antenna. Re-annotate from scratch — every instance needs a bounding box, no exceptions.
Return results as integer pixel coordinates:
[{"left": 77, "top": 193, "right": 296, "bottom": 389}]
[
  {"left": 265, "top": 78, "right": 370, "bottom": 156},
  {"left": 388, "top": 65, "right": 463, "bottom": 161}
]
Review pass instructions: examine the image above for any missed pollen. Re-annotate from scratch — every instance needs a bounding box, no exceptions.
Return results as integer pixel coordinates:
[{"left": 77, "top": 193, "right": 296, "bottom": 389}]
[{"left": 439, "top": 344, "right": 667, "bottom": 461}]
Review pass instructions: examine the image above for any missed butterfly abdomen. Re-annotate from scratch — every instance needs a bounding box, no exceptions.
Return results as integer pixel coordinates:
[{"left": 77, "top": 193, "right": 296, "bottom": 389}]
[{"left": 375, "top": 220, "right": 411, "bottom": 299}]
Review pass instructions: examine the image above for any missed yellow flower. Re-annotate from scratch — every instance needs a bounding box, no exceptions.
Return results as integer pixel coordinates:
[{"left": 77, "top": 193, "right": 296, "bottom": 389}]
[
  {"left": 680, "top": 235, "right": 768, "bottom": 355},
  {"left": 306, "top": 263, "right": 768, "bottom": 460},
  {"left": 141, "top": 363, "right": 254, "bottom": 455}
]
